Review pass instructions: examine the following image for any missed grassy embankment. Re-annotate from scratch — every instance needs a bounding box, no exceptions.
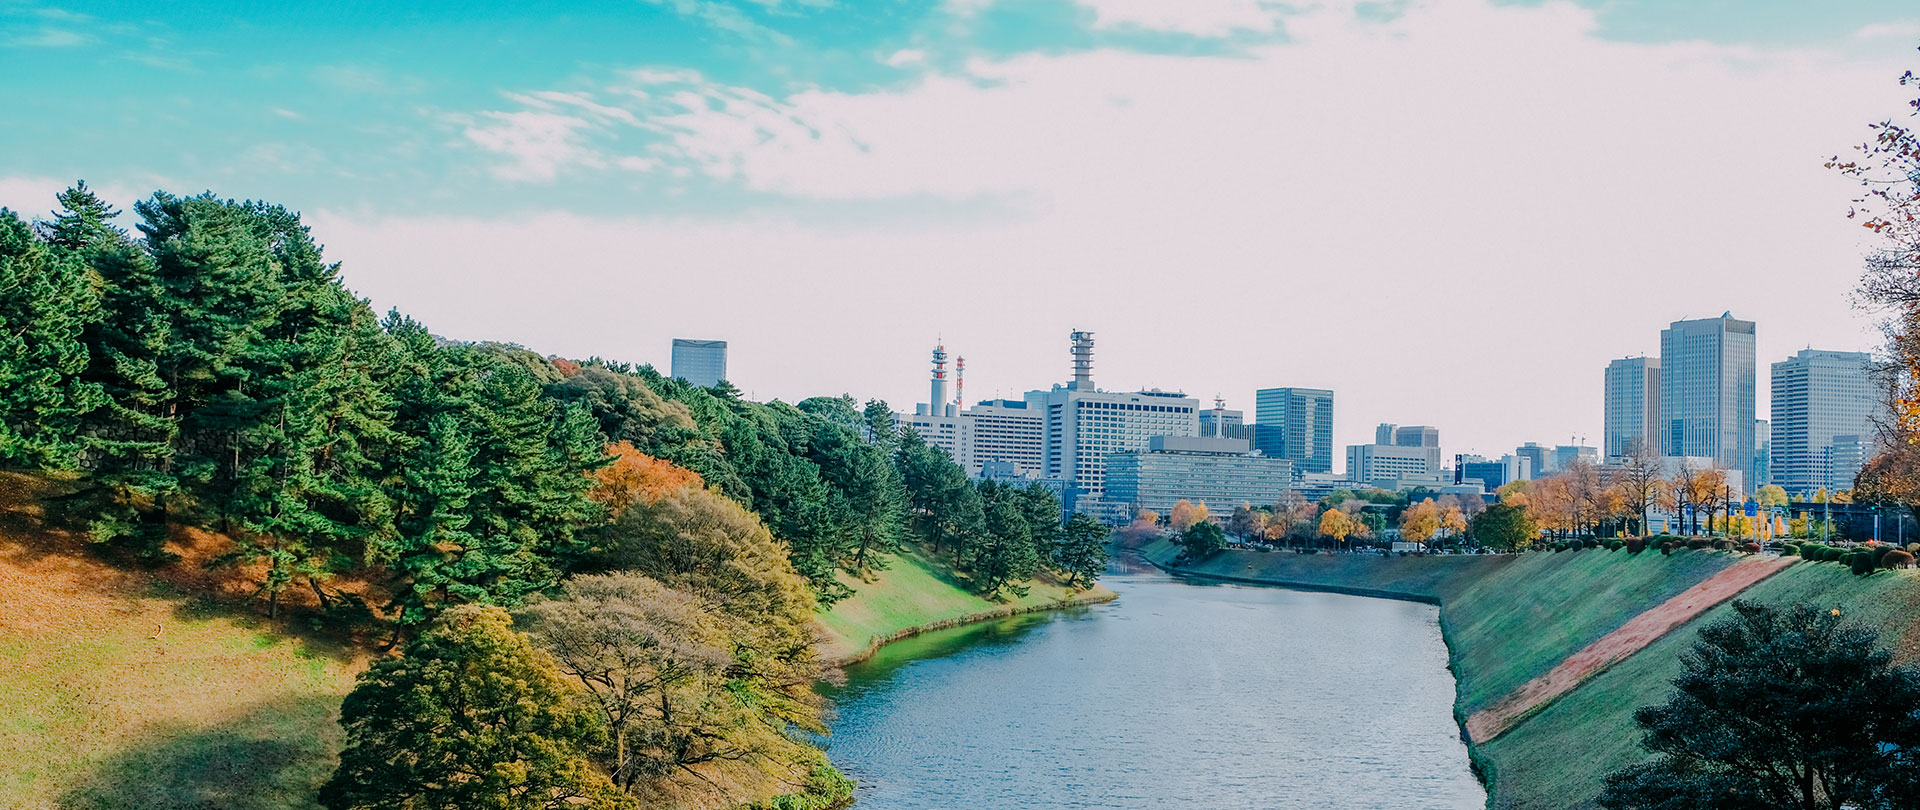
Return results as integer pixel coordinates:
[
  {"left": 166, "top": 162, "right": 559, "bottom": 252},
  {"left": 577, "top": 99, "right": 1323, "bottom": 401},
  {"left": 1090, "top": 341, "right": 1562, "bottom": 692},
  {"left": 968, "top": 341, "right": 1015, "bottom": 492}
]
[
  {"left": 0, "top": 473, "right": 362, "bottom": 810},
  {"left": 1, "top": 471, "right": 1112, "bottom": 809},
  {"left": 817, "top": 545, "right": 1116, "bottom": 664},
  {"left": 1149, "top": 541, "right": 1920, "bottom": 809}
]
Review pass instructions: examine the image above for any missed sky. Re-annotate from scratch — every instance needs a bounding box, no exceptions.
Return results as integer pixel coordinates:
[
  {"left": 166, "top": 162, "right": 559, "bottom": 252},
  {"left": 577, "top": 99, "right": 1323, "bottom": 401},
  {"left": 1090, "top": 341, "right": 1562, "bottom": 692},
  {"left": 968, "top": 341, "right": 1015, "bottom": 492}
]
[{"left": 3, "top": 0, "right": 1919, "bottom": 466}]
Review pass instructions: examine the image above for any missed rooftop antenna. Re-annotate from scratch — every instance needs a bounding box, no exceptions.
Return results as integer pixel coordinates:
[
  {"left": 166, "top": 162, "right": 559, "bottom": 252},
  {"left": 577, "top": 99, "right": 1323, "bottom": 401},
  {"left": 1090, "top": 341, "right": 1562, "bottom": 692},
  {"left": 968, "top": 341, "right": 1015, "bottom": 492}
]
[
  {"left": 955, "top": 356, "right": 965, "bottom": 410},
  {"left": 929, "top": 342, "right": 948, "bottom": 414},
  {"left": 1069, "top": 330, "right": 1094, "bottom": 390},
  {"left": 1213, "top": 394, "right": 1226, "bottom": 438}
]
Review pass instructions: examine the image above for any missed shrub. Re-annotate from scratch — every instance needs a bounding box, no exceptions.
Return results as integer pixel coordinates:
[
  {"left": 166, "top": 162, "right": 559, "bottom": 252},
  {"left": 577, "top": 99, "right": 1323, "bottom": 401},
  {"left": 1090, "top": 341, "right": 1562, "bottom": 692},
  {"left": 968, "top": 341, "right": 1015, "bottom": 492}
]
[
  {"left": 1742, "top": 542, "right": 1761, "bottom": 554},
  {"left": 1874, "top": 546, "right": 1895, "bottom": 566},
  {"left": 1661, "top": 542, "right": 1675, "bottom": 556},
  {"left": 1608, "top": 539, "right": 1625, "bottom": 551},
  {"left": 1552, "top": 542, "right": 1568, "bottom": 552},
  {"left": 1884, "top": 550, "right": 1915, "bottom": 570},
  {"left": 1827, "top": 547, "right": 1848, "bottom": 563},
  {"left": 1688, "top": 538, "right": 1710, "bottom": 550},
  {"left": 1908, "top": 543, "right": 1920, "bottom": 554},
  {"left": 1780, "top": 544, "right": 1799, "bottom": 557},
  {"left": 1626, "top": 538, "right": 1646, "bottom": 554},
  {"left": 1851, "top": 553, "right": 1877, "bottom": 576}
]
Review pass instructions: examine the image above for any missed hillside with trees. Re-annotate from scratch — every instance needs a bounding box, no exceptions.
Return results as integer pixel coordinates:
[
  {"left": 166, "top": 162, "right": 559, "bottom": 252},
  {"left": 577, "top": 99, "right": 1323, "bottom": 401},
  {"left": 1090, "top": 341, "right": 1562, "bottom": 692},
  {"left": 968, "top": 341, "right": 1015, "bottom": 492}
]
[{"left": 0, "top": 184, "right": 1108, "bottom": 809}]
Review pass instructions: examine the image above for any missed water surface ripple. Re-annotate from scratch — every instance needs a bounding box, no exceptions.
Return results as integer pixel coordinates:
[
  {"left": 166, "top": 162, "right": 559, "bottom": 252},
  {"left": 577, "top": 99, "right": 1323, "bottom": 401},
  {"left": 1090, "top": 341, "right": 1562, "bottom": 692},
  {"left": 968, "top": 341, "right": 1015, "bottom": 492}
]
[{"left": 823, "top": 567, "right": 1487, "bottom": 809}]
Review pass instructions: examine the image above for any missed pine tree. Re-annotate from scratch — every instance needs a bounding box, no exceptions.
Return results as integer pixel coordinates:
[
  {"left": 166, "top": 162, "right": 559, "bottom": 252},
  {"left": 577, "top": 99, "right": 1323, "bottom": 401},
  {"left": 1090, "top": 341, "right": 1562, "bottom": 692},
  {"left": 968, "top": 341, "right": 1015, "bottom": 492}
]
[{"left": 0, "top": 209, "right": 103, "bottom": 469}]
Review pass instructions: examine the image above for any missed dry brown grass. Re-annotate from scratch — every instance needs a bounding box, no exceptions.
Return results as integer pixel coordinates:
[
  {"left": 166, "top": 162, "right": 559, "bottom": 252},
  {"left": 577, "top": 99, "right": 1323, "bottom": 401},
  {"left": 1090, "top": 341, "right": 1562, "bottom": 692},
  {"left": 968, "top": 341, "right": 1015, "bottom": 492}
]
[{"left": 0, "top": 471, "right": 364, "bottom": 810}]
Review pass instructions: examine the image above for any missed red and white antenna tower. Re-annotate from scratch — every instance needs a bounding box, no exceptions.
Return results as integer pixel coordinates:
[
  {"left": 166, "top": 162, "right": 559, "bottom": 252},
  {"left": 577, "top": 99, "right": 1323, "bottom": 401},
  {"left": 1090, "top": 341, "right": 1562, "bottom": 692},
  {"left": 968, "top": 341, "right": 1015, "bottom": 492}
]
[{"left": 955, "top": 356, "right": 965, "bottom": 410}]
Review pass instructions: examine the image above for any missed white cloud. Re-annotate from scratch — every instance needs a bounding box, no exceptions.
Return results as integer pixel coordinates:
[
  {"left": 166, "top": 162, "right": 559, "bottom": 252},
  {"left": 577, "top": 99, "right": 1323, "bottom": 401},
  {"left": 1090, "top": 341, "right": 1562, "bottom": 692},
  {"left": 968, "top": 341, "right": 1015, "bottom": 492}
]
[
  {"left": 223, "top": 1, "right": 1920, "bottom": 460},
  {"left": 462, "top": 111, "right": 605, "bottom": 182},
  {"left": 1074, "top": 0, "right": 1280, "bottom": 36},
  {"left": 886, "top": 48, "right": 927, "bottom": 67},
  {"left": 1853, "top": 21, "right": 1920, "bottom": 40},
  {"left": 5, "top": 27, "right": 93, "bottom": 47}
]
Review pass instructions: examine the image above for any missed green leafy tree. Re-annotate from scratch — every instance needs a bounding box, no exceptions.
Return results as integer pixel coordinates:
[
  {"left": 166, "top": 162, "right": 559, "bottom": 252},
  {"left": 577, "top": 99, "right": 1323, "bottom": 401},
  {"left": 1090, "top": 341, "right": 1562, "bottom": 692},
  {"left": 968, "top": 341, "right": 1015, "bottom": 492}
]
[
  {"left": 321, "top": 605, "right": 635, "bottom": 810},
  {"left": 0, "top": 209, "right": 102, "bottom": 469},
  {"left": 1053, "top": 512, "right": 1111, "bottom": 587},
  {"left": 518, "top": 574, "right": 742, "bottom": 794},
  {"left": 1599, "top": 601, "right": 1920, "bottom": 810},
  {"left": 1469, "top": 502, "right": 1538, "bottom": 550},
  {"left": 809, "top": 421, "right": 906, "bottom": 576},
  {"left": 588, "top": 484, "right": 825, "bottom": 733},
  {"left": 1180, "top": 519, "right": 1227, "bottom": 560},
  {"left": 896, "top": 428, "right": 982, "bottom": 557}
]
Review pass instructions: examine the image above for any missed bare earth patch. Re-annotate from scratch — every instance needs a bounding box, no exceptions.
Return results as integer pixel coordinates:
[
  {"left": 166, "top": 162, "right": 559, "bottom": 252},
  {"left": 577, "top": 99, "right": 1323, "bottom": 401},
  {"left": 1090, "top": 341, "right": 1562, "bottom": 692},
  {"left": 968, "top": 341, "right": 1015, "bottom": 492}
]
[{"left": 1465, "top": 555, "right": 1795, "bottom": 743}]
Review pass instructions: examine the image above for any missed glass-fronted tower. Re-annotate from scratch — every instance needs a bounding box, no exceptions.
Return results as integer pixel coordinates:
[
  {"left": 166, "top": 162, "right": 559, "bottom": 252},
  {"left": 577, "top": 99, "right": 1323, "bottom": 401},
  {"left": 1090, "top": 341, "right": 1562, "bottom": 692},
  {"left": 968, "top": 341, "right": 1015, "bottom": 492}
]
[
  {"left": 670, "top": 338, "right": 728, "bottom": 387},
  {"left": 1252, "top": 387, "right": 1334, "bottom": 474},
  {"left": 1659, "top": 314, "right": 1757, "bottom": 487},
  {"left": 1769, "top": 349, "right": 1881, "bottom": 495},
  {"left": 1604, "top": 356, "right": 1659, "bottom": 461}
]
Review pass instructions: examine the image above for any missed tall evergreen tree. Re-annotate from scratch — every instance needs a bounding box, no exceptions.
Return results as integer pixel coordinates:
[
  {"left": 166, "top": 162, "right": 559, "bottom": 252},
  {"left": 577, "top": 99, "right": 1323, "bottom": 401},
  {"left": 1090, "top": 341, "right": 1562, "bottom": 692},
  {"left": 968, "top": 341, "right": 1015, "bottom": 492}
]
[{"left": 0, "top": 209, "right": 102, "bottom": 469}]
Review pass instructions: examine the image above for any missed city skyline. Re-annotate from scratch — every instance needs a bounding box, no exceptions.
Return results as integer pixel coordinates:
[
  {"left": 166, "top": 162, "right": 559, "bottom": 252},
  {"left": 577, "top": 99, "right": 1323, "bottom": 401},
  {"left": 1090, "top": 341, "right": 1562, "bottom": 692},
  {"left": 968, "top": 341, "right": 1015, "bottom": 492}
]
[{"left": 2, "top": 0, "right": 1910, "bottom": 463}]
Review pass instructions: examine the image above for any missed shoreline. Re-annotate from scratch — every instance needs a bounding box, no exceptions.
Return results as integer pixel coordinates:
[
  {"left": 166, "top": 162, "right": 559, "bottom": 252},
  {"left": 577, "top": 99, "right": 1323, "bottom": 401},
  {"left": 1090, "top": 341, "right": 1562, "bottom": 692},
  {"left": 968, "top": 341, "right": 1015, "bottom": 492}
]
[{"left": 824, "top": 586, "right": 1118, "bottom": 668}]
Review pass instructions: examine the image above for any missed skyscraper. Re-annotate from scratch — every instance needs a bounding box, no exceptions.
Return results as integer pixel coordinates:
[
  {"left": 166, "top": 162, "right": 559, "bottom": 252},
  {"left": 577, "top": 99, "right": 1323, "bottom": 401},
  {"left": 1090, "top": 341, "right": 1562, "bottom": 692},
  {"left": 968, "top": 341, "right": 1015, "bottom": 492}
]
[
  {"left": 1604, "top": 356, "right": 1660, "bottom": 460},
  {"left": 1769, "top": 349, "right": 1882, "bottom": 495},
  {"left": 1253, "top": 387, "right": 1334, "bottom": 474},
  {"left": 670, "top": 338, "right": 728, "bottom": 387},
  {"left": 1659, "top": 314, "right": 1757, "bottom": 486},
  {"left": 1032, "top": 331, "right": 1200, "bottom": 516}
]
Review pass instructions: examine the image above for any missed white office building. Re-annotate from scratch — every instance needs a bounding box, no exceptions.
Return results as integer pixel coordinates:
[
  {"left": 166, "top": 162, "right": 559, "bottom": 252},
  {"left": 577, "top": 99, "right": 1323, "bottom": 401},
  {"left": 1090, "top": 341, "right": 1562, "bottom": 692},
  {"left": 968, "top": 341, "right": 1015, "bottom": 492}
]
[{"left": 1770, "top": 349, "right": 1883, "bottom": 495}]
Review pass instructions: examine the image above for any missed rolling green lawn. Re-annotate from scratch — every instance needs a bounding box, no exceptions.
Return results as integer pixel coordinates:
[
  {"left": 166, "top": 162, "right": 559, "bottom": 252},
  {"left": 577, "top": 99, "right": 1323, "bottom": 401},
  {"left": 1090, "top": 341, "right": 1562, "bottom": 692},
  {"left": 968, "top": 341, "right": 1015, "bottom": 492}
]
[
  {"left": 1480, "top": 560, "right": 1920, "bottom": 810},
  {"left": 817, "top": 546, "right": 1114, "bottom": 661},
  {"left": 0, "top": 550, "right": 361, "bottom": 810}
]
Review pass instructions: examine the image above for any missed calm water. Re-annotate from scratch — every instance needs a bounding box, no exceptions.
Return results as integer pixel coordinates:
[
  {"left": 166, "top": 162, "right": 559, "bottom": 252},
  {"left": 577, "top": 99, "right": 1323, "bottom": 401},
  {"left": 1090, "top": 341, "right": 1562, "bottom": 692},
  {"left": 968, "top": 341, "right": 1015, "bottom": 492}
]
[{"left": 821, "top": 563, "right": 1486, "bottom": 809}]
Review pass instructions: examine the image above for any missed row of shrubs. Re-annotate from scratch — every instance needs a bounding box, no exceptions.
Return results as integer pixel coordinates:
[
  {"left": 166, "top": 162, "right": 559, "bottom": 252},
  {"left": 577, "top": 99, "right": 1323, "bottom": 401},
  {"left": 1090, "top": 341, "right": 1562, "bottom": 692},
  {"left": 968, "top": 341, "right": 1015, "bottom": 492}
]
[
  {"left": 1540, "top": 534, "right": 1919, "bottom": 576},
  {"left": 1780, "top": 542, "right": 1917, "bottom": 574}
]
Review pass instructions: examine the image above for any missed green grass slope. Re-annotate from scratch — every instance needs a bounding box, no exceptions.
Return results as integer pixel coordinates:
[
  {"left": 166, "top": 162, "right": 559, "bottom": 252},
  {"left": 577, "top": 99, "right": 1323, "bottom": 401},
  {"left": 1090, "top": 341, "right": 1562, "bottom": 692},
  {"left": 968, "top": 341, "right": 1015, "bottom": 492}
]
[
  {"left": 0, "top": 478, "right": 361, "bottom": 810},
  {"left": 817, "top": 546, "right": 1115, "bottom": 662},
  {"left": 1479, "top": 560, "right": 1920, "bottom": 810}
]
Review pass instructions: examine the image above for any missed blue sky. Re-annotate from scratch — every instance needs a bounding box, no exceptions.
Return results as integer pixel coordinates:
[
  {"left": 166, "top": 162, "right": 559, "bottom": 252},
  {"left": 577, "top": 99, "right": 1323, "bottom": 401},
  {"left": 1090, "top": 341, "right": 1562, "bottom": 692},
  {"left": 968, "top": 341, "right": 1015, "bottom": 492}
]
[
  {"left": 6, "top": 0, "right": 1915, "bottom": 217},
  {"left": 4, "top": 0, "right": 1919, "bottom": 464}
]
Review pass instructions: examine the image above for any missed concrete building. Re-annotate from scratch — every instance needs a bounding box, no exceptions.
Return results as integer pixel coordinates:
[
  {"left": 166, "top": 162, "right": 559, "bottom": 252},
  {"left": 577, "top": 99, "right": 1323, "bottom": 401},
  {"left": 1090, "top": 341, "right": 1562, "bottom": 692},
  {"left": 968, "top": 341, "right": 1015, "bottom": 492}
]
[
  {"left": 1553, "top": 445, "right": 1599, "bottom": 471},
  {"left": 1253, "top": 387, "right": 1334, "bottom": 474},
  {"left": 1455, "top": 454, "right": 1511, "bottom": 492},
  {"left": 1198, "top": 400, "right": 1253, "bottom": 442},
  {"left": 962, "top": 399, "right": 1045, "bottom": 478},
  {"left": 1660, "top": 313, "right": 1758, "bottom": 485},
  {"left": 1514, "top": 442, "right": 1550, "bottom": 480},
  {"left": 1346, "top": 442, "right": 1442, "bottom": 487},
  {"left": 1770, "top": 349, "right": 1883, "bottom": 496},
  {"left": 1104, "top": 436, "right": 1295, "bottom": 515},
  {"left": 669, "top": 338, "right": 728, "bottom": 387},
  {"left": 1604, "top": 356, "right": 1660, "bottom": 461},
  {"left": 1754, "top": 419, "right": 1771, "bottom": 486},
  {"left": 1033, "top": 331, "right": 1201, "bottom": 514},
  {"left": 1378, "top": 424, "right": 1440, "bottom": 448}
]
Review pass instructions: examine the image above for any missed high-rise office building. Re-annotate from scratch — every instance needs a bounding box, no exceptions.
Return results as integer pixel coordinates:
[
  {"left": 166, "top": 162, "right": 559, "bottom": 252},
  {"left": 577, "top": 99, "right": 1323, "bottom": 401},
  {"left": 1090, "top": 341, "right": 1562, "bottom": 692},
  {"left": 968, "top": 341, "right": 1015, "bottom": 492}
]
[
  {"left": 1660, "top": 314, "right": 1758, "bottom": 485},
  {"left": 1253, "top": 387, "right": 1334, "bottom": 474},
  {"left": 1104, "top": 436, "right": 1295, "bottom": 514},
  {"left": 1770, "top": 349, "right": 1882, "bottom": 495},
  {"left": 1604, "top": 356, "right": 1660, "bottom": 460},
  {"left": 1554, "top": 444, "right": 1599, "bottom": 470},
  {"left": 1033, "top": 332, "right": 1200, "bottom": 514},
  {"left": 1753, "top": 419, "right": 1770, "bottom": 486},
  {"left": 670, "top": 338, "right": 728, "bottom": 387},
  {"left": 1346, "top": 443, "right": 1442, "bottom": 484},
  {"left": 1514, "top": 442, "right": 1550, "bottom": 480},
  {"left": 1199, "top": 401, "right": 1252, "bottom": 441}
]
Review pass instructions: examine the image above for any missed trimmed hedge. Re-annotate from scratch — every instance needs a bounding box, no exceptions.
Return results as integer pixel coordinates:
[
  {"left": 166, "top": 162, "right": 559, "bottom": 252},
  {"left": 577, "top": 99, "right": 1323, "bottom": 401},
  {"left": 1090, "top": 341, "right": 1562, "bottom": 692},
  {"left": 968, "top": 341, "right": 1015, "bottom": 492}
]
[
  {"left": 1660, "top": 542, "right": 1675, "bottom": 556},
  {"left": 1884, "top": 549, "right": 1916, "bottom": 570},
  {"left": 1851, "top": 552, "right": 1878, "bottom": 576},
  {"left": 1686, "top": 538, "right": 1710, "bottom": 550},
  {"left": 1625, "top": 538, "right": 1646, "bottom": 554}
]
